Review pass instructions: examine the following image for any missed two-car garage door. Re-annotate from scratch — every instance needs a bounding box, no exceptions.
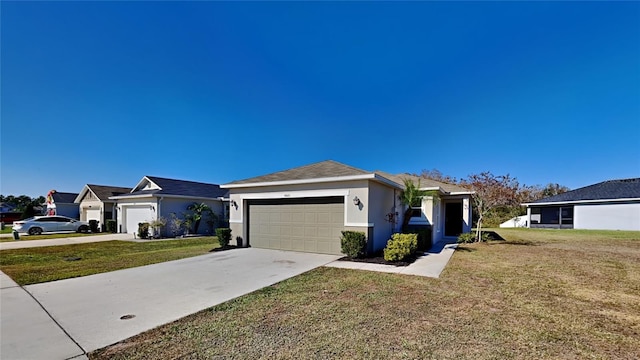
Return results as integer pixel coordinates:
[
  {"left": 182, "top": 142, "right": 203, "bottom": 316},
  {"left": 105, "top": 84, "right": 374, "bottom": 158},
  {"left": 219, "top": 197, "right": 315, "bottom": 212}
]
[{"left": 248, "top": 197, "right": 344, "bottom": 255}]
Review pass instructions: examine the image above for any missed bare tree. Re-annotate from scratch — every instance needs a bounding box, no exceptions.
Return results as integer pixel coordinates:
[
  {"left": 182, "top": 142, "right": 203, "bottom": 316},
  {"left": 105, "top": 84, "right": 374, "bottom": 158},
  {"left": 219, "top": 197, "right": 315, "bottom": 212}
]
[{"left": 462, "top": 172, "right": 520, "bottom": 241}]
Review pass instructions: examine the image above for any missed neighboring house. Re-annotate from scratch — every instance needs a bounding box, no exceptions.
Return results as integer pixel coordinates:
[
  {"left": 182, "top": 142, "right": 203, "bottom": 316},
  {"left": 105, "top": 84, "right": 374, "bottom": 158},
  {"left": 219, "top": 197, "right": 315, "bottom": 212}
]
[
  {"left": 109, "top": 176, "right": 229, "bottom": 235},
  {"left": 0, "top": 202, "right": 21, "bottom": 225},
  {"left": 221, "top": 160, "right": 474, "bottom": 256},
  {"left": 522, "top": 178, "right": 640, "bottom": 231},
  {"left": 499, "top": 215, "right": 528, "bottom": 228},
  {"left": 45, "top": 192, "right": 80, "bottom": 219},
  {"left": 74, "top": 185, "right": 132, "bottom": 231}
]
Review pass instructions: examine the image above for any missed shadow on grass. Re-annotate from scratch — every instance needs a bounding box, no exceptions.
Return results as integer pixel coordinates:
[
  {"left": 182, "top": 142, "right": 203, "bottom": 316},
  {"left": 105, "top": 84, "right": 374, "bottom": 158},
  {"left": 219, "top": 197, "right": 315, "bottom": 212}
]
[{"left": 455, "top": 246, "right": 475, "bottom": 252}]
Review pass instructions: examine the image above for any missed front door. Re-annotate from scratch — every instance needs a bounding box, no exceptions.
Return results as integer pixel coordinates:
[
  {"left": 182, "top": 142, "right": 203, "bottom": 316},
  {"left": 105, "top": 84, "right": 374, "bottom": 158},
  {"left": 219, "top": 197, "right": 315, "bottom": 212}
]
[{"left": 444, "top": 202, "right": 463, "bottom": 237}]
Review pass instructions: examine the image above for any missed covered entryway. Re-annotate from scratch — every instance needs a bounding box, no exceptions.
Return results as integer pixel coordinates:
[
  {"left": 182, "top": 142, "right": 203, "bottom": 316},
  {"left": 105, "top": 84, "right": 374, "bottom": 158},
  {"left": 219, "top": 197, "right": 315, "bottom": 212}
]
[
  {"left": 124, "top": 206, "right": 154, "bottom": 234},
  {"left": 444, "top": 202, "right": 463, "bottom": 237},
  {"left": 247, "top": 197, "right": 344, "bottom": 255}
]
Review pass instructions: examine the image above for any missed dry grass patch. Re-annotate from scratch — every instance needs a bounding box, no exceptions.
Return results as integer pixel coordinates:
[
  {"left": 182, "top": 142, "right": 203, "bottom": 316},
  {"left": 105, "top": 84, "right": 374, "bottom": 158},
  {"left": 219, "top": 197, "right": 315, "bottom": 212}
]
[{"left": 90, "top": 229, "right": 640, "bottom": 360}]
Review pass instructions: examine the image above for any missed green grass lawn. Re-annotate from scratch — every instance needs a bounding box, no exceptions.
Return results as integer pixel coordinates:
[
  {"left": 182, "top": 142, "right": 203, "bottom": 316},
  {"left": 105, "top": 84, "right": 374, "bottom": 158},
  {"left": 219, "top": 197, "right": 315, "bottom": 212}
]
[
  {"left": 0, "top": 232, "right": 114, "bottom": 242},
  {"left": 90, "top": 228, "right": 640, "bottom": 360},
  {"left": 1, "top": 227, "right": 14, "bottom": 234},
  {"left": 0, "top": 237, "right": 219, "bottom": 285}
]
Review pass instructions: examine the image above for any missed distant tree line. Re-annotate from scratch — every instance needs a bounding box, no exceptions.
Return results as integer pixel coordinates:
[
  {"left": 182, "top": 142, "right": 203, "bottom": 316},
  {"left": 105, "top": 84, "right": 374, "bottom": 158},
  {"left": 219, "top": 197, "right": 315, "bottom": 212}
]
[
  {"left": 0, "top": 195, "right": 46, "bottom": 219},
  {"left": 419, "top": 168, "right": 569, "bottom": 233}
]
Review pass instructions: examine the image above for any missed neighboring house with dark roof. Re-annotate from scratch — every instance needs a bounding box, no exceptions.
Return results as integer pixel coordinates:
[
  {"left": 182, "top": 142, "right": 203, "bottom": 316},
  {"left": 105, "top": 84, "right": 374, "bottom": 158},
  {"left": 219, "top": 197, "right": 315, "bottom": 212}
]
[
  {"left": 522, "top": 178, "right": 640, "bottom": 231},
  {"left": 74, "top": 185, "right": 132, "bottom": 230},
  {"left": 44, "top": 192, "right": 80, "bottom": 219},
  {"left": 109, "top": 176, "right": 229, "bottom": 236},
  {"left": 221, "top": 160, "right": 474, "bottom": 256}
]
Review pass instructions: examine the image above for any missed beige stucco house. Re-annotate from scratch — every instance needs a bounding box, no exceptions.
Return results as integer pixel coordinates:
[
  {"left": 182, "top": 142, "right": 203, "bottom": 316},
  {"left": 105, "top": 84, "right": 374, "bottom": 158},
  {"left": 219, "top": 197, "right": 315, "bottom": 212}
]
[
  {"left": 221, "top": 160, "right": 473, "bottom": 255},
  {"left": 74, "top": 185, "right": 131, "bottom": 230}
]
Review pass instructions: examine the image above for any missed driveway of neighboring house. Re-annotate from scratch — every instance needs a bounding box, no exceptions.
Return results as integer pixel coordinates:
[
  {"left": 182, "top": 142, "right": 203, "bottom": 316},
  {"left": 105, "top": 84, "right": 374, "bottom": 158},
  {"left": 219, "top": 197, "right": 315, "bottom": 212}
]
[
  {"left": 1, "top": 248, "right": 339, "bottom": 359},
  {"left": 0, "top": 233, "right": 135, "bottom": 250}
]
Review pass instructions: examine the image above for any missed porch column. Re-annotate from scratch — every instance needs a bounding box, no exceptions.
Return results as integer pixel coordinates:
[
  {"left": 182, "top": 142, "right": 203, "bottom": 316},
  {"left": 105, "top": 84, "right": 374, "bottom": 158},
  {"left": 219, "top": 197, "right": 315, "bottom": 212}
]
[
  {"left": 462, "top": 197, "right": 472, "bottom": 233},
  {"left": 526, "top": 207, "right": 531, "bottom": 228}
]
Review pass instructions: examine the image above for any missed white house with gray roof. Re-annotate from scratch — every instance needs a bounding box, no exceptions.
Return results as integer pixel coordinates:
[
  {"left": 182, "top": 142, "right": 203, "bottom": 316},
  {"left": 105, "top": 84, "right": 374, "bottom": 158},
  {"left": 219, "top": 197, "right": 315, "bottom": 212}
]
[
  {"left": 109, "top": 176, "right": 228, "bottom": 236},
  {"left": 522, "top": 178, "right": 640, "bottom": 231},
  {"left": 221, "top": 160, "right": 473, "bottom": 255}
]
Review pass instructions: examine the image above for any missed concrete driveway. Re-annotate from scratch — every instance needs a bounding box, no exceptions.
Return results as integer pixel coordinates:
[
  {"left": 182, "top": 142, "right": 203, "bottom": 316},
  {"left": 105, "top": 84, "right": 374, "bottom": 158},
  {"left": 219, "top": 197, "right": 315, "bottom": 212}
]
[{"left": 1, "top": 248, "right": 339, "bottom": 359}]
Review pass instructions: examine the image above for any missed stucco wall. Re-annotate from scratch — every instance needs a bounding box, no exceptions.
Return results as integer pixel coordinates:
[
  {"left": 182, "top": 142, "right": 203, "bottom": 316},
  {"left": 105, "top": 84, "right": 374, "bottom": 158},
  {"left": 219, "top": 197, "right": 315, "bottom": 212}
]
[
  {"left": 228, "top": 179, "right": 371, "bottom": 243},
  {"left": 78, "top": 199, "right": 103, "bottom": 222},
  {"left": 367, "top": 181, "right": 397, "bottom": 252},
  {"left": 56, "top": 204, "right": 80, "bottom": 220},
  {"left": 160, "top": 197, "right": 224, "bottom": 235},
  {"left": 574, "top": 202, "right": 640, "bottom": 231}
]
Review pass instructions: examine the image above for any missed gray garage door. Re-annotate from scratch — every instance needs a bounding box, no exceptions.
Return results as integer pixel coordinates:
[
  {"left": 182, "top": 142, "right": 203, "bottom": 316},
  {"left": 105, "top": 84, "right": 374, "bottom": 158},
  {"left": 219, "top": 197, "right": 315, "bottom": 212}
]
[{"left": 248, "top": 197, "right": 344, "bottom": 255}]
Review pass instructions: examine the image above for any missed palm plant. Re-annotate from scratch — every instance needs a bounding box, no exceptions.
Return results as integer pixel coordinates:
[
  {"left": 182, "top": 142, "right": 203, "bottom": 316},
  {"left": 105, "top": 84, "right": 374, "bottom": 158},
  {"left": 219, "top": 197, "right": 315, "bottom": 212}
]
[
  {"left": 186, "top": 202, "right": 213, "bottom": 234},
  {"left": 399, "top": 178, "right": 434, "bottom": 231}
]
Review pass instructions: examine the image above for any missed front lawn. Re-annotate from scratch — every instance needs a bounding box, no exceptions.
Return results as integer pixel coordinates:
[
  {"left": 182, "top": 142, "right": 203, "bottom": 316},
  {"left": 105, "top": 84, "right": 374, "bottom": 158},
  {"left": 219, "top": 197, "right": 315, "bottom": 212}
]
[
  {"left": 90, "top": 228, "right": 640, "bottom": 360},
  {"left": 1, "top": 227, "right": 14, "bottom": 234},
  {"left": 0, "top": 232, "right": 113, "bottom": 242},
  {"left": 0, "top": 237, "right": 219, "bottom": 285}
]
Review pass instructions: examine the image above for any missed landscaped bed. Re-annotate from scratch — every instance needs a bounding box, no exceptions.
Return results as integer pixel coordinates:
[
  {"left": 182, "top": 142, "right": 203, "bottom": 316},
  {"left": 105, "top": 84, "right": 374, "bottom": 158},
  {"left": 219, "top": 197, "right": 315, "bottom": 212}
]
[
  {"left": 89, "top": 228, "right": 640, "bottom": 359},
  {"left": 0, "top": 237, "right": 220, "bottom": 285}
]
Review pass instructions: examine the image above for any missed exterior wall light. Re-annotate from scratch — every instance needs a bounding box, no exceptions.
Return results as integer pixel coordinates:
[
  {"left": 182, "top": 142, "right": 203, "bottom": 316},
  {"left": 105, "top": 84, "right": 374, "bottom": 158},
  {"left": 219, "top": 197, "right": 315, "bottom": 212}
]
[
  {"left": 231, "top": 200, "right": 238, "bottom": 210},
  {"left": 353, "top": 196, "right": 361, "bottom": 206}
]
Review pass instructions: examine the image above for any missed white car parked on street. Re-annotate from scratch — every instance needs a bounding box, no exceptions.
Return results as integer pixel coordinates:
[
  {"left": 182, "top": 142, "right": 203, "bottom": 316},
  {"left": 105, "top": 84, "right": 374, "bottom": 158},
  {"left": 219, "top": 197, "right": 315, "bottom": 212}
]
[{"left": 12, "top": 216, "right": 90, "bottom": 235}]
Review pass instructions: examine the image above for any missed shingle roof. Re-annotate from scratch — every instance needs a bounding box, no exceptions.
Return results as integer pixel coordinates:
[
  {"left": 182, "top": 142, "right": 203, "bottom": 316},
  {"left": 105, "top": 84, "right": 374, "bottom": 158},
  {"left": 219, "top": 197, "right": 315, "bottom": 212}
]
[
  {"left": 225, "top": 160, "right": 473, "bottom": 194},
  {"left": 531, "top": 178, "right": 640, "bottom": 203},
  {"left": 376, "top": 171, "right": 472, "bottom": 193},
  {"left": 52, "top": 192, "right": 79, "bottom": 204},
  {"left": 226, "top": 160, "right": 370, "bottom": 185},
  {"left": 86, "top": 185, "right": 132, "bottom": 201},
  {"left": 126, "top": 176, "right": 228, "bottom": 199}
]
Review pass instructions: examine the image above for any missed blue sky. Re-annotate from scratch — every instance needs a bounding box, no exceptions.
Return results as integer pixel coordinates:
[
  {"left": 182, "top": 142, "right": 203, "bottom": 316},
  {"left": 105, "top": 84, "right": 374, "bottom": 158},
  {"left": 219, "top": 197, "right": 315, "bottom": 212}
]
[{"left": 1, "top": 1, "right": 639, "bottom": 197}]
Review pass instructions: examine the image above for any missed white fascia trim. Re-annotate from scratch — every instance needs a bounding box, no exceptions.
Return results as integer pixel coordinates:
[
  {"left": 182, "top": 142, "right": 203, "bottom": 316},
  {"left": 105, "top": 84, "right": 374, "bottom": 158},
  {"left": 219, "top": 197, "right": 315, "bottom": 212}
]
[
  {"left": 237, "top": 189, "right": 351, "bottom": 199},
  {"left": 131, "top": 176, "right": 162, "bottom": 193},
  {"left": 522, "top": 197, "right": 640, "bottom": 206},
  {"left": 109, "top": 194, "right": 155, "bottom": 200},
  {"left": 345, "top": 222, "right": 374, "bottom": 227},
  {"left": 448, "top": 191, "right": 475, "bottom": 195},
  {"left": 221, "top": 174, "right": 376, "bottom": 189},
  {"left": 73, "top": 185, "right": 91, "bottom": 203},
  {"left": 372, "top": 174, "right": 403, "bottom": 189}
]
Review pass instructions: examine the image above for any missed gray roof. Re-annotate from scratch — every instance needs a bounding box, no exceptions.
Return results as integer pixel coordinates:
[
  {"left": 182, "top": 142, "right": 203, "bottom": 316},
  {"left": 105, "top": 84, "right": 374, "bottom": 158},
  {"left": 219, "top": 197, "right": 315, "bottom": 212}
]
[
  {"left": 225, "top": 160, "right": 473, "bottom": 194},
  {"left": 531, "top": 178, "right": 640, "bottom": 204},
  {"left": 227, "top": 160, "right": 370, "bottom": 185},
  {"left": 52, "top": 192, "right": 79, "bottom": 204},
  {"left": 376, "top": 171, "right": 472, "bottom": 193},
  {"left": 125, "top": 176, "right": 228, "bottom": 199},
  {"left": 86, "top": 185, "right": 132, "bottom": 201}
]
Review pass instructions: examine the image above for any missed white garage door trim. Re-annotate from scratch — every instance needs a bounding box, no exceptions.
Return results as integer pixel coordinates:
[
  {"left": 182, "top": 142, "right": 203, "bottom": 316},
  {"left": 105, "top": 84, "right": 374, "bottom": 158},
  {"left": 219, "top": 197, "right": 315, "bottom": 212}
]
[
  {"left": 248, "top": 197, "right": 345, "bottom": 255},
  {"left": 124, "top": 206, "right": 154, "bottom": 234}
]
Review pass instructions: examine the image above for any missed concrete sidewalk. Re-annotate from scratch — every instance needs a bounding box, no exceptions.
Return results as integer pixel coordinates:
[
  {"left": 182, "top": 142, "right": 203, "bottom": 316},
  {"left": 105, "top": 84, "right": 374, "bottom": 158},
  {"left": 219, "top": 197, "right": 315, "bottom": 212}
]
[
  {"left": 325, "top": 239, "right": 458, "bottom": 278},
  {"left": 0, "top": 233, "right": 135, "bottom": 251},
  {"left": 1, "top": 271, "right": 87, "bottom": 360},
  {"left": 2, "top": 248, "right": 338, "bottom": 359}
]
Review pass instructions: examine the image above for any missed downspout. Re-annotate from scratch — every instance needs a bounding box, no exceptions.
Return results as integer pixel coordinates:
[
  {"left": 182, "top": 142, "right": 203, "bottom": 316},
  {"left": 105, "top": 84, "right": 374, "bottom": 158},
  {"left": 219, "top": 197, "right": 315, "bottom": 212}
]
[{"left": 158, "top": 196, "right": 164, "bottom": 236}]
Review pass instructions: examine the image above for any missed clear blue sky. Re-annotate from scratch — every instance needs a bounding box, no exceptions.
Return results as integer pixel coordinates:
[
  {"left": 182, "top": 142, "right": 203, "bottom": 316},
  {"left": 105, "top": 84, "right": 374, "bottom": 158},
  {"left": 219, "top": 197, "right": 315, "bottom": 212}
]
[{"left": 1, "top": 1, "right": 639, "bottom": 198}]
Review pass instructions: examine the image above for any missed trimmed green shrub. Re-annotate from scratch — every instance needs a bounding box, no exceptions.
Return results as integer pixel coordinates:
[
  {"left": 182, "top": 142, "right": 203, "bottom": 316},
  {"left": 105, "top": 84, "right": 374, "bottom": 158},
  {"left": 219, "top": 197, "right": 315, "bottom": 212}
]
[
  {"left": 88, "top": 220, "right": 99, "bottom": 233},
  {"left": 340, "top": 231, "right": 367, "bottom": 258},
  {"left": 137, "top": 222, "right": 149, "bottom": 239},
  {"left": 216, "top": 228, "right": 232, "bottom": 247},
  {"left": 383, "top": 233, "right": 418, "bottom": 262},
  {"left": 106, "top": 220, "right": 117, "bottom": 233}
]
